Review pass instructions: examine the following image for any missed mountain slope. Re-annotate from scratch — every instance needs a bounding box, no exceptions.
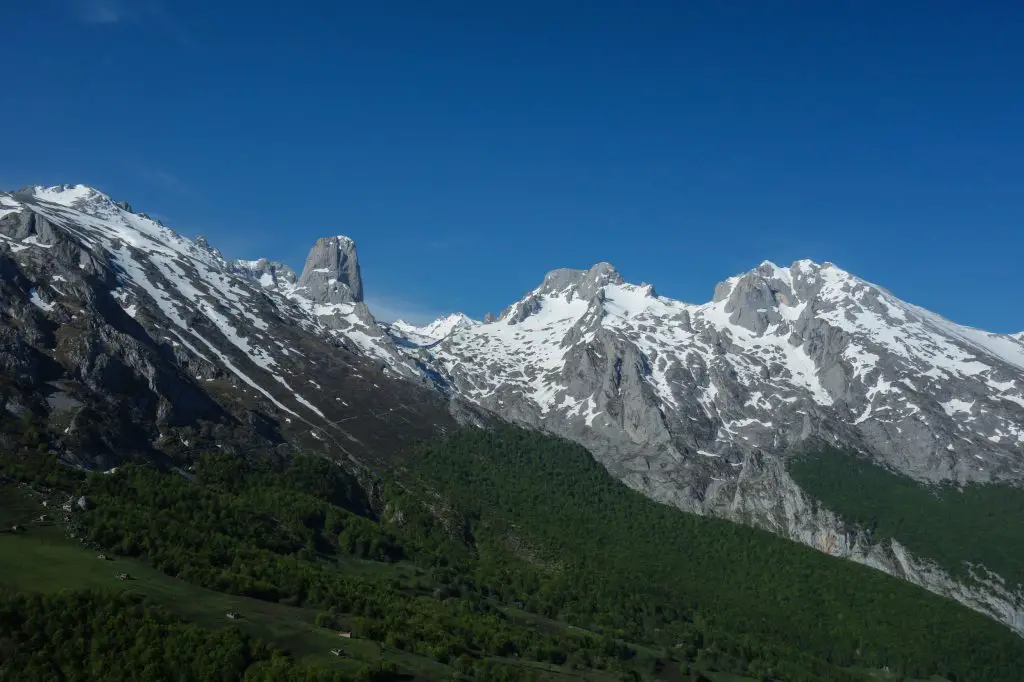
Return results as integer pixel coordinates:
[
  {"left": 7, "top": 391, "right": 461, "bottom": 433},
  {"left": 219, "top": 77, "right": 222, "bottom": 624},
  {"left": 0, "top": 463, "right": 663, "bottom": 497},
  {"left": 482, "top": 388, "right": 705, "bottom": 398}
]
[
  {"left": 789, "top": 447, "right": 1024, "bottom": 593},
  {"left": 17, "top": 426, "right": 1024, "bottom": 682},
  {"left": 0, "top": 184, "right": 457, "bottom": 473},
  {"left": 394, "top": 261, "right": 1024, "bottom": 631},
  {"left": 402, "top": 426, "right": 1024, "bottom": 681}
]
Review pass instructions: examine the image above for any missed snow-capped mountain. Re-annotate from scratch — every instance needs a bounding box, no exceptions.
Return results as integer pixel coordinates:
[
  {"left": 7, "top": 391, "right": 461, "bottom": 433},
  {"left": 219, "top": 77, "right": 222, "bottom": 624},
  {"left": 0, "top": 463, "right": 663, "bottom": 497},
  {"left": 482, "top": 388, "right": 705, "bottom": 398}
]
[
  {"left": 388, "top": 263, "right": 1024, "bottom": 633},
  {"left": 3, "top": 184, "right": 1023, "bottom": 632},
  {"left": 407, "top": 259, "right": 1024, "bottom": 495},
  {"left": 0, "top": 184, "right": 458, "bottom": 472},
  {"left": 228, "top": 235, "right": 427, "bottom": 380},
  {"left": 389, "top": 313, "right": 478, "bottom": 346}
]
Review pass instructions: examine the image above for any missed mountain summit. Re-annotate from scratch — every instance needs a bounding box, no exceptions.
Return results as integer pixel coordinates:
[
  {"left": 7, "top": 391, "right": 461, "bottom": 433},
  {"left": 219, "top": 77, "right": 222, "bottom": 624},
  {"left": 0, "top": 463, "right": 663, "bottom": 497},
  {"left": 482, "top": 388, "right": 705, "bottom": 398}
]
[
  {"left": 417, "top": 257, "right": 1023, "bottom": 481},
  {"left": 390, "top": 313, "right": 477, "bottom": 345},
  {"left": 294, "top": 235, "right": 363, "bottom": 304}
]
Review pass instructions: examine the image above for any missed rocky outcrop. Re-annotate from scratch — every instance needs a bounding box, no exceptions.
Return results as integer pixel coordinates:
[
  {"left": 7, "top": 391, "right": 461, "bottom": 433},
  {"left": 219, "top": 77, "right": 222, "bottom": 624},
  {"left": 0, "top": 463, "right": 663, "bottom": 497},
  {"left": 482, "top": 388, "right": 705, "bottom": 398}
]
[
  {"left": 232, "top": 257, "right": 297, "bottom": 291},
  {"left": 294, "top": 236, "right": 363, "bottom": 304},
  {"left": 229, "top": 234, "right": 429, "bottom": 382}
]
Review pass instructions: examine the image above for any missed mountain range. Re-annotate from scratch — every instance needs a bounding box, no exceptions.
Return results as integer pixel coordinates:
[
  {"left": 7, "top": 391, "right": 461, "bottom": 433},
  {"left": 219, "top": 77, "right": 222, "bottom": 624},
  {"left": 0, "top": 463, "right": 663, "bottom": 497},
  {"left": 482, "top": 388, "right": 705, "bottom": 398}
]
[{"left": 2, "top": 183, "right": 1023, "bottom": 634}]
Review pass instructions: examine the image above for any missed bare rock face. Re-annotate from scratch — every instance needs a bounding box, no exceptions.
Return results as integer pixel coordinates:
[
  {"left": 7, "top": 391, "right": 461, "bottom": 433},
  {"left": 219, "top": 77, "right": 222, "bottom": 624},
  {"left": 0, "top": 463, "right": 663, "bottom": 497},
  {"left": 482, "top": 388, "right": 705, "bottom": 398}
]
[
  {"left": 230, "top": 234, "right": 429, "bottom": 383},
  {"left": 295, "top": 236, "right": 363, "bottom": 304}
]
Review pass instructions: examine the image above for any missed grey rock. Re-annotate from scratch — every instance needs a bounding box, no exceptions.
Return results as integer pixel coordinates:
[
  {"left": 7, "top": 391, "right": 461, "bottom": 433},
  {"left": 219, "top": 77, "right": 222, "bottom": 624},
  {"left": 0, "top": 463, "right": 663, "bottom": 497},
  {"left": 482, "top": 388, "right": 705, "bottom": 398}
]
[
  {"left": 234, "top": 235, "right": 430, "bottom": 384},
  {"left": 294, "top": 236, "right": 363, "bottom": 303},
  {"left": 537, "top": 262, "right": 623, "bottom": 301},
  {"left": 232, "top": 257, "right": 298, "bottom": 291}
]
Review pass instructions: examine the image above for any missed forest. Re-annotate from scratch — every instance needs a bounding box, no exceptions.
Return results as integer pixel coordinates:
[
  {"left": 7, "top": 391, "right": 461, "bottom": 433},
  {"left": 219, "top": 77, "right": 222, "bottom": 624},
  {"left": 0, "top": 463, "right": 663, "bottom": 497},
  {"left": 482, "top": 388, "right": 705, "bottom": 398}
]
[
  {"left": 789, "top": 446, "right": 1024, "bottom": 590},
  {"left": 0, "top": 589, "right": 361, "bottom": 681},
  {"left": 4, "top": 425, "right": 1024, "bottom": 681},
  {"left": 403, "top": 427, "right": 1024, "bottom": 681}
]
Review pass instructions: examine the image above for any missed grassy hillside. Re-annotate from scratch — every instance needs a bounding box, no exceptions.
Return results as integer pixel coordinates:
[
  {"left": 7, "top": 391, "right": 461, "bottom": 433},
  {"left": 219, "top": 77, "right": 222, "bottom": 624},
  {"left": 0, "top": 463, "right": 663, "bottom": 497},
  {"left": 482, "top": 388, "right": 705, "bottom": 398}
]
[
  {"left": 0, "top": 426, "right": 1008, "bottom": 681},
  {"left": 0, "top": 511, "right": 435, "bottom": 676},
  {"left": 789, "top": 447, "right": 1024, "bottom": 590}
]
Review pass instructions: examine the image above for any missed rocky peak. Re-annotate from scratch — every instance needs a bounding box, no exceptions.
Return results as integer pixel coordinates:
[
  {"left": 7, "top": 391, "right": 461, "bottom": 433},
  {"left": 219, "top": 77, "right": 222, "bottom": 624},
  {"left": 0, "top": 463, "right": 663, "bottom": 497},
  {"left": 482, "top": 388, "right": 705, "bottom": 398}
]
[
  {"left": 497, "top": 262, "right": 656, "bottom": 326},
  {"left": 17, "top": 184, "right": 116, "bottom": 213},
  {"left": 536, "top": 262, "right": 624, "bottom": 299},
  {"left": 193, "top": 235, "right": 226, "bottom": 262},
  {"left": 233, "top": 257, "right": 298, "bottom": 291},
  {"left": 432, "top": 312, "right": 474, "bottom": 330},
  {"left": 500, "top": 294, "right": 543, "bottom": 325},
  {"left": 711, "top": 260, "right": 873, "bottom": 334},
  {"left": 294, "top": 235, "right": 363, "bottom": 304},
  {"left": 392, "top": 313, "right": 477, "bottom": 344}
]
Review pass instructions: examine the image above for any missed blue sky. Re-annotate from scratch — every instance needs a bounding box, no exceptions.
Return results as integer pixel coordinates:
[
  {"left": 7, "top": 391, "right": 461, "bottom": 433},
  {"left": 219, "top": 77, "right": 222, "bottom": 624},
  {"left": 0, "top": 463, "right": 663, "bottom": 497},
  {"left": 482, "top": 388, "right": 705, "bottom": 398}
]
[{"left": 3, "top": 1, "right": 1022, "bottom": 330}]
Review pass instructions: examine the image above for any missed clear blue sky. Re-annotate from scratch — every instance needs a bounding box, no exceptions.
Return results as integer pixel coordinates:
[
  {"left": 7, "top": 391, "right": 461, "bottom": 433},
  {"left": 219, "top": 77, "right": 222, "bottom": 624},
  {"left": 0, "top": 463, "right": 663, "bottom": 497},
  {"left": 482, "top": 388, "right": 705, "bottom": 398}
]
[{"left": 3, "top": 1, "right": 1022, "bottom": 330}]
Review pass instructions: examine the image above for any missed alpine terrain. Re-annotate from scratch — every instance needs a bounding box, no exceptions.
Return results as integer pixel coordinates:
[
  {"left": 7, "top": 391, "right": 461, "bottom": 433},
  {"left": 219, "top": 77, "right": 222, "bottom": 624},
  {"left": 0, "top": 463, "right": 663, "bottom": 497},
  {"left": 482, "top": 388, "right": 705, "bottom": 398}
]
[
  {"left": 2, "top": 183, "right": 1024, "bottom": 649},
  {"left": 388, "top": 260, "right": 1024, "bottom": 632},
  {"left": 0, "top": 184, "right": 468, "bottom": 477}
]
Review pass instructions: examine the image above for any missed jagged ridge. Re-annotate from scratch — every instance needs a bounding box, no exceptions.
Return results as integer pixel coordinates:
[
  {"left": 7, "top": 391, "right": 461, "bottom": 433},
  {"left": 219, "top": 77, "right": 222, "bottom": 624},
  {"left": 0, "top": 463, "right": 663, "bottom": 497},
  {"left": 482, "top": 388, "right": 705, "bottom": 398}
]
[{"left": 0, "top": 184, "right": 456, "bottom": 473}]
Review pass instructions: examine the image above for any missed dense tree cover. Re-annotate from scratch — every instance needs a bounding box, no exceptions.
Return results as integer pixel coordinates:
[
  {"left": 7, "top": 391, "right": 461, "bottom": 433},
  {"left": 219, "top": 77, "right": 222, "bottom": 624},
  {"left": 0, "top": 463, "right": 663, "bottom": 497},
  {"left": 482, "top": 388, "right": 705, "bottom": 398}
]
[
  {"left": 0, "top": 589, "right": 351, "bottom": 681},
  {"left": 789, "top": 447, "right": 1024, "bottom": 590},
  {"left": 0, "top": 414, "right": 83, "bottom": 490},
  {"left": 0, "top": 449, "right": 83, "bottom": 490},
  {"left": 54, "top": 427, "right": 1024, "bottom": 682},
  {"left": 404, "top": 427, "right": 1024, "bottom": 682},
  {"left": 74, "top": 453, "right": 875, "bottom": 681},
  {"left": 76, "top": 460, "right": 635, "bottom": 677},
  {"left": 195, "top": 450, "right": 373, "bottom": 517}
]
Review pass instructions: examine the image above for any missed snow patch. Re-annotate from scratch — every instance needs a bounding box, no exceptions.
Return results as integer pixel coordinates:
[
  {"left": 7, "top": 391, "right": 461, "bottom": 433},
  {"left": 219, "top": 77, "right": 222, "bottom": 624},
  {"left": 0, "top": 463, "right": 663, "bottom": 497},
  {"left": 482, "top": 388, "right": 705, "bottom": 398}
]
[
  {"left": 941, "top": 398, "right": 975, "bottom": 417},
  {"left": 28, "top": 288, "right": 55, "bottom": 312}
]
